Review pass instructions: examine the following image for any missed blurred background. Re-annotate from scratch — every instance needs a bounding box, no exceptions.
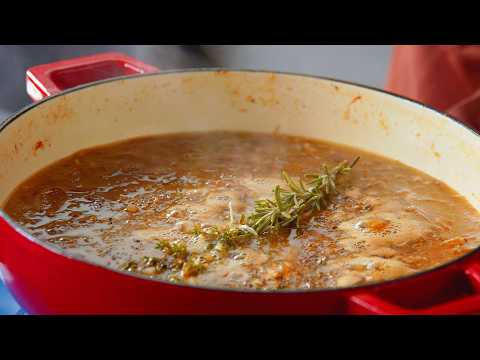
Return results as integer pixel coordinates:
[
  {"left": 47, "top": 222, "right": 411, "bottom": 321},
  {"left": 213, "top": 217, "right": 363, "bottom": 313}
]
[{"left": 0, "top": 45, "right": 393, "bottom": 122}]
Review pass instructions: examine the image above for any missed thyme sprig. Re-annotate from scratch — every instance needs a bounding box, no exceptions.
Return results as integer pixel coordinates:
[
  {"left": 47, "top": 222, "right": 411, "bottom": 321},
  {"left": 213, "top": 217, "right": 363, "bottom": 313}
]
[{"left": 194, "top": 157, "right": 359, "bottom": 248}]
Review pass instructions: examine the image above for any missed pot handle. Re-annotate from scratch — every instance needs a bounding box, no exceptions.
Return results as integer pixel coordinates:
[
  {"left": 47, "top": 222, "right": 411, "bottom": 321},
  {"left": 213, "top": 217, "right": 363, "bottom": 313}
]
[
  {"left": 347, "top": 263, "right": 480, "bottom": 315},
  {"left": 26, "top": 52, "right": 159, "bottom": 101}
]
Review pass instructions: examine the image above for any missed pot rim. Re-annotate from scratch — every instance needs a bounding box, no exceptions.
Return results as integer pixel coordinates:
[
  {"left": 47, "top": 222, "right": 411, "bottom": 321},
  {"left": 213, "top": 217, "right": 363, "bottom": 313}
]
[{"left": 1, "top": 67, "right": 479, "bottom": 295}]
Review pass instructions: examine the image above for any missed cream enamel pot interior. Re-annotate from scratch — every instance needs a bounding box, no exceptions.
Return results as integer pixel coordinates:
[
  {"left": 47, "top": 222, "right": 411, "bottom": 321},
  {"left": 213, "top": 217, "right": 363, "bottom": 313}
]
[{"left": 1, "top": 55, "right": 480, "bottom": 314}]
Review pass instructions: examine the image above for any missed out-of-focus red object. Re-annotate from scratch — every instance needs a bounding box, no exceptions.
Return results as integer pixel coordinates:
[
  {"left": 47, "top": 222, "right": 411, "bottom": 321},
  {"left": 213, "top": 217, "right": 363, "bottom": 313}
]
[{"left": 386, "top": 45, "right": 480, "bottom": 130}]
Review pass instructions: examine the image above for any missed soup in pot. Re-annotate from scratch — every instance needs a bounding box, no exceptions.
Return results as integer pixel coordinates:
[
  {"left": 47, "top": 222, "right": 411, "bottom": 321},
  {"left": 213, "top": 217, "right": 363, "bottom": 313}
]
[{"left": 4, "top": 131, "right": 480, "bottom": 290}]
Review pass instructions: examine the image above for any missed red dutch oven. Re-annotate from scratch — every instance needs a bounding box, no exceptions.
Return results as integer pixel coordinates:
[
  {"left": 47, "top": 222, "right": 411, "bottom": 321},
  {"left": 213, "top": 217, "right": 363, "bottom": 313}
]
[{"left": 1, "top": 53, "right": 480, "bottom": 315}]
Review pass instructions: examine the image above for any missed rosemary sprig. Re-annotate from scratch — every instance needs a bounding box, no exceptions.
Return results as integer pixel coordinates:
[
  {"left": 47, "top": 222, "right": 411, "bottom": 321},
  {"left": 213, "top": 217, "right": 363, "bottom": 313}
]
[
  {"left": 123, "top": 157, "right": 359, "bottom": 279},
  {"left": 194, "top": 157, "right": 359, "bottom": 248}
]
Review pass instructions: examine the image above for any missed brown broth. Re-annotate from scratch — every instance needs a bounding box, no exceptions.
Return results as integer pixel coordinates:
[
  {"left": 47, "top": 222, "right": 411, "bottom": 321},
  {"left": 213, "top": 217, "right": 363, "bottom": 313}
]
[{"left": 4, "top": 131, "right": 480, "bottom": 290}]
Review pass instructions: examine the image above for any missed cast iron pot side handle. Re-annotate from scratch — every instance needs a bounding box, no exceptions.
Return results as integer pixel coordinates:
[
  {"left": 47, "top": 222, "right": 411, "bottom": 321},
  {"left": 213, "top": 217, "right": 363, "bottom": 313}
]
[
  {"left": 347, "top": 262, "right": 480, "bottom": 315},
  {"left": 26, "top": 52, "right": 159, "bottom": 101}
]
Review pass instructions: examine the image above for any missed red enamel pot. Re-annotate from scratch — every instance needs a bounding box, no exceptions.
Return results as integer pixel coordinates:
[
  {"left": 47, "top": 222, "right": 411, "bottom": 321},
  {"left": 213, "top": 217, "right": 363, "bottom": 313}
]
[{"left": 1, "top": 53, "right": 480, "bottom": 314}]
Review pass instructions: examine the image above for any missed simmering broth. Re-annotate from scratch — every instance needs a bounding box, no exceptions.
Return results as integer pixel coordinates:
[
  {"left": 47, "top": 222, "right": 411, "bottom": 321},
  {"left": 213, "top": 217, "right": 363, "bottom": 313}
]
[{"left": 4, "top": 131, "right": 480, "bottom": 290}]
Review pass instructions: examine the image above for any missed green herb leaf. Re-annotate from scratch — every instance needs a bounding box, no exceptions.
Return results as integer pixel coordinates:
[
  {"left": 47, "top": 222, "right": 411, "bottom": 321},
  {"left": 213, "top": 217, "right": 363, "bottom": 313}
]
[{"left": 191, "top": 157, "right": 359, "bottom": 249}]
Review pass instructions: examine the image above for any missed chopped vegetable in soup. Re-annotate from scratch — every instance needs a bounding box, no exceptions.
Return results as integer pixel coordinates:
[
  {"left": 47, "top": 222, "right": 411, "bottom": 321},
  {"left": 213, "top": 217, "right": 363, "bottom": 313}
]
[{"left": 4, "top": 132, "right": 480, "bottom": 290}]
